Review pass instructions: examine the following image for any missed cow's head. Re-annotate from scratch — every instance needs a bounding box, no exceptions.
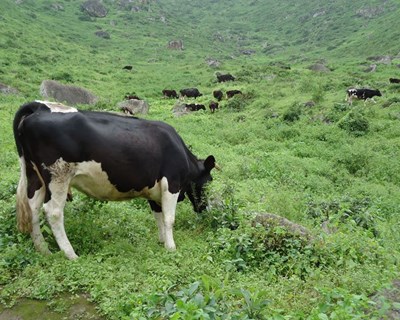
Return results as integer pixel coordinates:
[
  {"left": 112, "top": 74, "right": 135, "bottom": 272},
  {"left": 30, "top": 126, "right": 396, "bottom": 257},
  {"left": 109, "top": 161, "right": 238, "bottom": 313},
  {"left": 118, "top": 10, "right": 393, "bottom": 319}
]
[{"left": 186, "top": 155, "right": 217, "bottom": 213}]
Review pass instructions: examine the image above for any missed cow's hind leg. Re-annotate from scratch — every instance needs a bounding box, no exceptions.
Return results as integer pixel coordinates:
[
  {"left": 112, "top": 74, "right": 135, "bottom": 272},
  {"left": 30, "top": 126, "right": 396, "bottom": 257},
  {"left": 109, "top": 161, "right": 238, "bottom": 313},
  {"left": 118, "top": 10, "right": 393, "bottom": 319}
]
[
  {"left": 17, "top": 159, "right": 50, "bottom": 255},
  {"left": 29, "top": 186, "right": 49, "bottom": 255},
  {"left": 42, "top": 160, "right": 78, "bottom": 260},
  {"left": 149, "top": 200, "right": 165, "bottom": 243},
  {"left": 43, "top": 177, "right": 78, "bottom": 260}
]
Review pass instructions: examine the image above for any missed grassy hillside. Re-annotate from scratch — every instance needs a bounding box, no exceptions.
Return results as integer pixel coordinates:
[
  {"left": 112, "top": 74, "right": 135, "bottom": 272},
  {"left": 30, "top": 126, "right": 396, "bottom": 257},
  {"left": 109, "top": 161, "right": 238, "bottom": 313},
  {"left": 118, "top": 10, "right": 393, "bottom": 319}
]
[{"left": 1, "top": 0, "right": 400, "bottom": 319}]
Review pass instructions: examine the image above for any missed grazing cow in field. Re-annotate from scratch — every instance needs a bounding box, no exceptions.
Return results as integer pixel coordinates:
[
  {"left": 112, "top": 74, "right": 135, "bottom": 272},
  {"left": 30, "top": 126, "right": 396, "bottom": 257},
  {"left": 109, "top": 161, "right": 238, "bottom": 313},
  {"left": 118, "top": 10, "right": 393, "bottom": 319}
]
[
  {"left": 13, "top": 101, "right": 217, "bottom": 260},
  {"left": 180, "top": 88, "right": 203, "bottom": 99},
  {"left": 122, "top": 65, "right": 133, "bottom": 70},
  {"left": 216, "top": 73, "right": 235, "bottom": 82},
  {"left": 185, "top": 103, "right": 206, "bottom": 111},
  {"left": 209, "top": 101, "right": 219, "bottom": 113},
  {"left": 346, "top": 88, "right": 382, "bottom": 105},
  {"left": 162, "top": 89, "right": 179, "bottom": 99},
  {"left": 389, "top": 78, "right": 400, "bottom": 84},
  {"left": 213, "top": 90, "right": 223, "bottom": 101},
  {"left": 226, "top": 90, "right": 242, "bottom": 99},
  {"left": 124, "top": 94, "right": 141, "bottom": 100}
]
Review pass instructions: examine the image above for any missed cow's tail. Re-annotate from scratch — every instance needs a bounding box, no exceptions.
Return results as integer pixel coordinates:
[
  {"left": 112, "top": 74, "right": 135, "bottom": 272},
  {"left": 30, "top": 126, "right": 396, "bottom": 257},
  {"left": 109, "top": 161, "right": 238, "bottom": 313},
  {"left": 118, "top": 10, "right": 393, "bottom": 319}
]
[
  {"left": 13, "top": 102, "right": 42, "bottom": 233},
  {"left": 15, "top": 158, "right": 32, "bottom": 233}
]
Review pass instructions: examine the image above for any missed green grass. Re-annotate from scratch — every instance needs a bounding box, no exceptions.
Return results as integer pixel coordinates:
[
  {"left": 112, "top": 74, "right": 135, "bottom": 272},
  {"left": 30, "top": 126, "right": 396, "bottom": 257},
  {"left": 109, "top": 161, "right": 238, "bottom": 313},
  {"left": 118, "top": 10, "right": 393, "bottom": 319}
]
[{"left": 1, "top": 0, "right": 400, "bottom": 318}]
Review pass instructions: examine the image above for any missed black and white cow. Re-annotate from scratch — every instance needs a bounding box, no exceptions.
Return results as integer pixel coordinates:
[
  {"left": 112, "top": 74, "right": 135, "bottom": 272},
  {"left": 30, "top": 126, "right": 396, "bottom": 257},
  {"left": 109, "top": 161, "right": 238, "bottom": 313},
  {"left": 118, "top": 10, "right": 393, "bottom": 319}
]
[
  {"left": 389, "top": 78, "right": 400, "bottom": 84},
  {"left": 13, "top": 101, "right": 217, "bottom": 260},
  {"left": 346, "top": 88, "right": 382, "bottom": 105},
  {"left": 184, "top": 103, "right": 206, "bottom": 111}
]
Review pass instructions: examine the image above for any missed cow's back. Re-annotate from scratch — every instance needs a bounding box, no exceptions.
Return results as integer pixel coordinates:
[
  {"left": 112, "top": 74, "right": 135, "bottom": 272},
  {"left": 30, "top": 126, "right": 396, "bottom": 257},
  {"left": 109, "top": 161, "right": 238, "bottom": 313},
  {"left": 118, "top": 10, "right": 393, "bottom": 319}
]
[{"left": 15, "top": 102, "right": 193, "bottom": 194}]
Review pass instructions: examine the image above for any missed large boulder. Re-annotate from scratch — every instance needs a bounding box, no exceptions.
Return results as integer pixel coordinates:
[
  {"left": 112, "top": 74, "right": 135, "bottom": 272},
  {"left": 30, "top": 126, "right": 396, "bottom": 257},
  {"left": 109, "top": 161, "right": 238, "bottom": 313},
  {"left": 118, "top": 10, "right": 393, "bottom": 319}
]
[
  {"left": 252, "top": 212, "right": 313, "bottom": 240},
  {"left": 81, "top": 0, "right": 108, "bottom": 18},
  {"left": 308, "top": 63, "right": 331, "bottom": 72},
  {"left": 0, "top": 83, "right": 18, "bottom": 95},
  {"left": 168, "top": 40, "right": 184, "bottom": 50},
  {"left": 95, "top": 30, "right": 110, "bottom": 39},
  {"left": 40, "top": 80, "right": 98, "bottom": 105},
  {"left": 117, "top": 99, "right": 149, "bottom": 115}
]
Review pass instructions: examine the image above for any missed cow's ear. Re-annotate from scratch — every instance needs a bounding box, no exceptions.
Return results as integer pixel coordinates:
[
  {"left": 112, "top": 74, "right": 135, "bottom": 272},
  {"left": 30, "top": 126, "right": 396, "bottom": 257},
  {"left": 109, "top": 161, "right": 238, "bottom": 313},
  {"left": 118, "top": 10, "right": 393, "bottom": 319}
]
[{"left": 204, "top": 155, "right": 216, "bottom": 172}]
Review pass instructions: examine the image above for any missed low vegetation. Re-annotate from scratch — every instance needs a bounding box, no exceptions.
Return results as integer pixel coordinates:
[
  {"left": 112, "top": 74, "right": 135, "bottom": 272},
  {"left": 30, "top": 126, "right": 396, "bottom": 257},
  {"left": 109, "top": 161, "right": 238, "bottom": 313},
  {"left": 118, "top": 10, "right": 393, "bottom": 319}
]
[{"left": 1, "top": 0, "right": 400, "bottom": 318}]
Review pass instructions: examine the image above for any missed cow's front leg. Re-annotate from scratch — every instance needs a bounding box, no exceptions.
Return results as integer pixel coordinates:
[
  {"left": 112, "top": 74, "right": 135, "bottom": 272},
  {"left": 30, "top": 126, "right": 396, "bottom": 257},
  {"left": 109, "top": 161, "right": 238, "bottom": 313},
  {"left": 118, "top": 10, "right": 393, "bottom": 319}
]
[
  {"left": 160, "top": 179, "right": 179, "bottom": 251},
  {"left": 148, "top": 200, "right": 165, "bottom": 243}
]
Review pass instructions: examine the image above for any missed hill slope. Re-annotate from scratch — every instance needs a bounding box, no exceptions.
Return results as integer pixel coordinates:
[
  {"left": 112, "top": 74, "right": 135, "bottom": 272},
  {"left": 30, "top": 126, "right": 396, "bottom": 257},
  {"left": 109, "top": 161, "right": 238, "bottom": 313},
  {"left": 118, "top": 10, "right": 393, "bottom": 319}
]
[{"left": 0, "top": 0, "right": 399, "bottom": 98}]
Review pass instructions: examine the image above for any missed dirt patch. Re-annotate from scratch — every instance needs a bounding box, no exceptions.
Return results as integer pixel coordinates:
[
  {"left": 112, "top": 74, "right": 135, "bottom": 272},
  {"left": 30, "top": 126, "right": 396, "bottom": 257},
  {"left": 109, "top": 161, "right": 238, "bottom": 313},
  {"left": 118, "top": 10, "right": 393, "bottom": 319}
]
[{"left": 0, "top": 294, "right": 104, "bottom": 320}]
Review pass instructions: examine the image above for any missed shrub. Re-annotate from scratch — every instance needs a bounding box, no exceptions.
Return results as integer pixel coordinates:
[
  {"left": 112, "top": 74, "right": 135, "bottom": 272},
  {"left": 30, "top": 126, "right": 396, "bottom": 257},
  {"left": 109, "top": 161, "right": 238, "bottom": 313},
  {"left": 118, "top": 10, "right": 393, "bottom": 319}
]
[
  {"left": 337, "top": 110, "right": 369, "bottom": 136},
  {"left": 282, "top": 102, "right": 302, "bottom": 122},
  {"left": 306, "top": 195, "right": 379, "bottom": 236}
]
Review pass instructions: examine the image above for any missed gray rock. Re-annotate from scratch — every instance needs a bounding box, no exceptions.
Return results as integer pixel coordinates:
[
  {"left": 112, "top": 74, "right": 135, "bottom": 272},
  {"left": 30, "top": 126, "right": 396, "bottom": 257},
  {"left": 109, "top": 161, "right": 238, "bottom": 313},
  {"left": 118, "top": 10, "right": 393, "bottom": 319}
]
[
  {"left": 95, "top": 30, "right": 110, "bottom": 39},
  {"left": 308, "top": 63, "right": 331, "bottom": 72},
  {"left": 252, "top": 212, "right": 313, "bottom": 239},
  {"left": 168, "top": 40, "right": 184, "bottom": 50},
  {"left": 118, "top": 99, "right": 149, "bottom": 115},
  {"left": 40, "top": 80, "right": 98, "bottom": 105},
  {"left": 0, "top": 83, "right": 18, "bottom": 95},
  {"left": 81, "top": 0, "right": 108, "bottom": 18}
]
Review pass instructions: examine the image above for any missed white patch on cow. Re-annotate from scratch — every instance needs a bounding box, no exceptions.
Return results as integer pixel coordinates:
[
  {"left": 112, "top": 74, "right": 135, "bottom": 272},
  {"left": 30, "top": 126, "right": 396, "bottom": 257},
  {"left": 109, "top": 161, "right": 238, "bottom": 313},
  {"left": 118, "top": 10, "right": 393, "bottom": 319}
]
[
  {"left": 35, "top": 100, "right": 78, "bottom": 113},
  {"left": 70, "top": 160, "right": 163, "bottom": 202}
]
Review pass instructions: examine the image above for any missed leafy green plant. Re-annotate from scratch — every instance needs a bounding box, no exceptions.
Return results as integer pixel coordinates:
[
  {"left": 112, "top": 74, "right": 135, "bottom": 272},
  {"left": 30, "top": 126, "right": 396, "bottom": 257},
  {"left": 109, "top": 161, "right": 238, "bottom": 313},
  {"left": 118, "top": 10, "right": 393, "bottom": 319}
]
[
  {"left": 337, "top": 110, "right": 370, "bottom": 136},
  {"left": 282, "top": 102, "right": 302, "bottom": 122},
  {"left": 306, "top": 195, "right": 379, "bottom": 236}
]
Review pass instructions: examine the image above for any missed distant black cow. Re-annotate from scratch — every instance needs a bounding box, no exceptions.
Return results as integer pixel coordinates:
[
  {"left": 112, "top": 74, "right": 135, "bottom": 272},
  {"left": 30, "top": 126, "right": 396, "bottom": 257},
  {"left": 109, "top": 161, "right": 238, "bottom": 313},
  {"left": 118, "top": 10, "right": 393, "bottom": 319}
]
[
  {"left": 209, "top": 101, "right": 219, "bottom": 113},
  {"left": 13, "top": 101, "right": 217, "bottom": 259},
  {"left": 124, "top": 94, "right": 141, "bottom": 100},
  {"left": 185, "top": 103, "right": 206, "bottom": 111},
  {"left": 122, "top": 65, "right": 133, "bottom": 70},
  {"left": 389, "top": 78, "right": 400, "bottom": 84},
  {"left": 226, "top": 90, "right": 242, "bottom": 99},
  {"left": 217, "top": 73, "right": 235, "bottom": 82},
  {"left": 162, "top": 89, "right": 179, "bottom": 99},
  {"left": 213, "top": 90, "right": 223, "bottom": 101},
  {"left": 180, "top": 88, "right": 203, "bottom": 99},
  {"left": 346, "top": 88, "right": 382, "bottom": 105}
]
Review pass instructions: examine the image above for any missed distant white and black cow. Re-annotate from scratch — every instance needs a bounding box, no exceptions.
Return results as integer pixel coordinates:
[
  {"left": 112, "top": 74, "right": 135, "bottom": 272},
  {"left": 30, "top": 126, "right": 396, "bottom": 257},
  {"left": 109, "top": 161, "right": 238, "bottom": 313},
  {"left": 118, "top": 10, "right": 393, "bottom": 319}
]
[
  {"left": 13, "top": 101, "right": 217, "bottom": 260},
  {"left": 346, "top": 88, "right": 382, "bottom": 105},
  {"left": 184, "top": 103, "right": 206, "bottom": 111},
  {"left": 180, "top": 88, "right": 203, "bottom": 99},
  {"left": 389, "top": 78, "right": 400, "bottom": 84}
]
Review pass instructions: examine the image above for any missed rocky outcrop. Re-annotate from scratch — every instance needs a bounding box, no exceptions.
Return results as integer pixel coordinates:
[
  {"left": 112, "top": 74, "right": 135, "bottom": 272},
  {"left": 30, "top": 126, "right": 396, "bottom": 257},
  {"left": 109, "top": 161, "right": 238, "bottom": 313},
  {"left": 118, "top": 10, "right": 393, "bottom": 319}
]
[
  {"left": 40, "top": 80, "right": 98, "bottom": 105},
  {"left": 0, "top": 83, "right": 19, "bottom": 95},
  {"left": 95, "top": 30, "right": 110, "bottom": 39},
  {"left": 252, "top": 212, "right": 313, "bottom": 240},
  {"left": 118, "top": 99, "right": 149, "bottom": 115},
  {"left": 308, "top": 63, "right": 331, "bottom": 72},
  {"left": 367, "top": 55, "right": 392, "bottom": 64},
  {"left": 81, "top": 0, "right": 108, "bottom": 18},
  {"left": 168, "top": 40, "right": 184, "bottom": 50}
]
